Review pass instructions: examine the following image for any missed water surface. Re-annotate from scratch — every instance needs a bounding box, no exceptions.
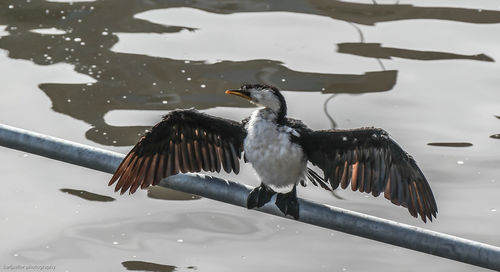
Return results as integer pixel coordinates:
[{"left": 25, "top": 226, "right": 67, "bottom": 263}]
[{"left": 0, "top": 1, "right": 499, "bottom": 271}]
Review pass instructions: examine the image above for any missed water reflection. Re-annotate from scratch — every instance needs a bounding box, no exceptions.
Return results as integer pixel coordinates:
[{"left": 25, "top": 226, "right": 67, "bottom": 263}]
[
  {"left": 1, "top": 0, "right": 499, "bottom": 147},
  {"left": 306, "top": 0, "right": 500, "bottom": 25},
  {"left": 337, "top": 43, "right": 494, "bottom": 62},
  {"left": 61, "top": 60, "right": 395, "bottom": 146},
  {"left": 147, "top": 186, "right": 202, "bottom": 201},
  {"left": 122, "top": 261, "right": 196, "bottom": 272},
  {"left": 0, "top": 0, "right": 399, "bottom": 146},
  {"left": 323, "top": 94, "right": 338, "bottom": 129},
  {"left": 492, "top": 115, "right": 500, "bottom": 140},
  {"left": 427, "top": 142, "right": 473, "bottom": 147},
  {"left": 60, "top": 188, "right": 116, "bottom": 202}
]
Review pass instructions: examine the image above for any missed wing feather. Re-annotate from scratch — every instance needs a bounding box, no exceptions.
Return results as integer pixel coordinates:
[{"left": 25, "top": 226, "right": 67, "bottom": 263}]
[
  {"left": 174, "top": 142, "right": 183, "bottom": 173},
  {"left": 229, "top": 142, "right": 240, "bottom": 174},
  {"left": 167, "top": 145, "right": 175, "bottom": 175},
  {"left": 351, "top": 162, "right": 359, "bottom": 191},
  {"left": 192, "top": 137, "right": 203, "bottom": 172},
  {"left": 109, "top": 109, "right": 246, "bottom": 194},
  {"left": 115, "top": 155, "right": 139, "bottom": 191},
  {"left": 152, "top": 153, "right": 165, "bottom": 188},
  {"left": 299, "top": 127, "right": 437, "bottom": 222}
]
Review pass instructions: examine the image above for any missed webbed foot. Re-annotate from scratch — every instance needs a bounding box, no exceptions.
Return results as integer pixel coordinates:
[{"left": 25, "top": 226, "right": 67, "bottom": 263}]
[
  {"left": 247, "top": 183, "right": 276, "bottom": 209},
  {"left": 275, "top": 186, "right": 299, "bottom": 220}
]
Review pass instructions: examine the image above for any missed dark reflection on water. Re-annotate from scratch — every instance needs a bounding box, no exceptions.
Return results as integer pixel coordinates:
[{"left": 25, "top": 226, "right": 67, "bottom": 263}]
[
  {"left": 60, "top": 188, "right": 115, "bottom": 202},
  {"left": 2, "top": 0, "right": 496, "bottom": 146},
  {"left": 147, "top": 186, "right": 202, "bottom": 201},
  {"left": 122, "top": 261, "right": 196, "bottom": 272},
  {"left": 492, "top": 116, "right": 500, "bottom": 139},
  {"left": 51, "top": 59, "right": 396, "bottom": 146},
  {"left": 0, "top": 0, "right": 401, "bottom": 146},
  {"left": 427, "top": 142, "right": 473, "bottom": 147},
  {"left": 306, "top": 0, "right": 500, "bottom": 25},
  {"left": 337, "top": 43, "right": 494, "bottom": 62},
  {"left": 122, "top": 261, "right": 176, "bottom": 272}
]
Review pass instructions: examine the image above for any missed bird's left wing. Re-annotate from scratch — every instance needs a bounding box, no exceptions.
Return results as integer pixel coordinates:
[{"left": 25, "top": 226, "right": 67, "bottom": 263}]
[
  {"left": 299, "top": 127, "right": 437, "bottom": 222},
  {"left": 109, "top": 109, "right": 247, "bottom": 194}
]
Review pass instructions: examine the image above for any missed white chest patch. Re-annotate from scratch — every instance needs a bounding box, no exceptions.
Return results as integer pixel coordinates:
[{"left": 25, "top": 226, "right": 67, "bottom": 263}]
[{"left": 243, "top": 109, "right": 307, "bottom": 188}]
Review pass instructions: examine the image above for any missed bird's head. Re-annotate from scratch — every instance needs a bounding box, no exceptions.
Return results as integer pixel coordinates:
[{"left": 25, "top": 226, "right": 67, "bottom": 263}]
[{"left": 225, "top": 84, "right": 287, "bottom": 121}]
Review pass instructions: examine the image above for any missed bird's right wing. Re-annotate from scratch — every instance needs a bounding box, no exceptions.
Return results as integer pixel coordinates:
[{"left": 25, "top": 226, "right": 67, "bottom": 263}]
[
  {"left": 109, "top": 109, "right": 247, "bottom": 194},
  {"left": 299, "top": 127, "right": 437, "bottom": 222}
]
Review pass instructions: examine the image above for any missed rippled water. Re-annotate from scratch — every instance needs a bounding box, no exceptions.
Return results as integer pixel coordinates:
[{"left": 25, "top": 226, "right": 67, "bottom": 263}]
[{"left": 1, "top": 1, "right": 499, "bottom": 271}]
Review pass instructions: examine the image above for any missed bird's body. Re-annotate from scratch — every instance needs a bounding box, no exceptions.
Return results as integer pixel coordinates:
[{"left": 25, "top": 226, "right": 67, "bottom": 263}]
[
  {"left": 108, "top": 84, "right": 438, "bottom": 222},
  {"left": 244, "top": 108, "right": 306, "bottom": 189}
]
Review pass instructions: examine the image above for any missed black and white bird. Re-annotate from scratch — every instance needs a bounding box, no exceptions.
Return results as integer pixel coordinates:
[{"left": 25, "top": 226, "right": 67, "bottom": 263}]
[{"left": 108, "top": 84, "right": 437, "bottom": 222}]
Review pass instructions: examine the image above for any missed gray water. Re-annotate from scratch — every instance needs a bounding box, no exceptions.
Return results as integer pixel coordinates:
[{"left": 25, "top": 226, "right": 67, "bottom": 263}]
[{"left": 1, "top": 0, "right": 499, "bottom": 271}]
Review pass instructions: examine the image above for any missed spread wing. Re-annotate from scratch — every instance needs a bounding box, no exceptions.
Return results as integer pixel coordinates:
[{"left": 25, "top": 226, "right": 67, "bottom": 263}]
[
  {"left": 109, "top": 109, "right": 247, "bottom": 194},
  {"left": 299, "top": 127, "right": 437, "bottom": 222}
]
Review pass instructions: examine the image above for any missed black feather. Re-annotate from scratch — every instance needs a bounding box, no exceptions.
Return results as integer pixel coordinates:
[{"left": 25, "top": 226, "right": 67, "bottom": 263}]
[
  {"left": 297, "top": 127, "right": 437, "bottom": 222},
  {"left": 109, "top": 109, "right": 247, "bottom": 194}
]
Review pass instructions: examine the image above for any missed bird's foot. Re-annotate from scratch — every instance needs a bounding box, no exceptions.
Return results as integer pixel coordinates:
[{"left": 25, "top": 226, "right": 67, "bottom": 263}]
[
  {"left": 275, "top": 186, "right": 299, "bottom": 220},
  {"left": 247, "top": 183, "right": 276, "bottom": 209}
]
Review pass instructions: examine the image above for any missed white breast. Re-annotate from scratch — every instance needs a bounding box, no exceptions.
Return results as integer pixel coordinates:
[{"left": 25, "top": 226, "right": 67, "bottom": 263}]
[{"left": 243, "top": 109, "right": 307, "bottom": 188}]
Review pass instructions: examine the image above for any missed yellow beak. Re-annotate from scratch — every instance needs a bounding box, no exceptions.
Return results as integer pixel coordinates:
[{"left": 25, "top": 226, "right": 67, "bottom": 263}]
[{"left": 225, "top": 89, "right": 252, "bottom": 100}]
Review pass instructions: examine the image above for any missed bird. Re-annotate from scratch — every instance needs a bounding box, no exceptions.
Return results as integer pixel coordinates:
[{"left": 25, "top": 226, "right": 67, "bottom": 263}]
[{"left": 108, "top": 84, "right": 437, "bottom": 222}]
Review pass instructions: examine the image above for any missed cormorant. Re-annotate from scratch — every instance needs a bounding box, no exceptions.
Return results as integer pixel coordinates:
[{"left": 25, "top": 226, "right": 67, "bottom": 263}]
[{"left": 108, "top": 84, "right": 437, "bottom": 222}]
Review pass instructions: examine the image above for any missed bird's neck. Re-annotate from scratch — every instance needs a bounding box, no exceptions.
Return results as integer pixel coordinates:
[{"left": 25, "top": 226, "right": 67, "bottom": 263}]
[
  {"left": 255, "top": 106, "right": 286, "bottom": 125},
  {"left": 276, "top": 105, "right": 286, "bottom": 124}
]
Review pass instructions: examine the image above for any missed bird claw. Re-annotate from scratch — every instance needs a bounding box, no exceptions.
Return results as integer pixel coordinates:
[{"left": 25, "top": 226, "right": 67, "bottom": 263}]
[
  {"left": 247, "top": 183, "right": 276, "bottom": 209},
  {"left": 275, "top": 187, "right": 300, "bottom": 220}
]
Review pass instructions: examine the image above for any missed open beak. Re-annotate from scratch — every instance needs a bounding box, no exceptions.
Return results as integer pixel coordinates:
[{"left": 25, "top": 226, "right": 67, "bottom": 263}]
[{"left": 225, "top": 89, "right": 252, "bottom": 100}]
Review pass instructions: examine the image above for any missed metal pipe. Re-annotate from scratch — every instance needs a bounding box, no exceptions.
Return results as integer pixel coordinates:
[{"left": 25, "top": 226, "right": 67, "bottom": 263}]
[
  {"left": 162, "top": 174, "right": 500, "bottom": 270},
  {"left": 0, "top": 124, "right": 122, "bottom": 174},
  {"left": 0, "top": 123, "right": 499, "bottom": 270}
]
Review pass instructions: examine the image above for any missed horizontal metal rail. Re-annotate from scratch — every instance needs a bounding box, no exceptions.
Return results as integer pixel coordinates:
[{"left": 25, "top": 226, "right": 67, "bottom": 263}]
[{"left": 0, "top": 123, "right": 499, "bottom": 271}]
